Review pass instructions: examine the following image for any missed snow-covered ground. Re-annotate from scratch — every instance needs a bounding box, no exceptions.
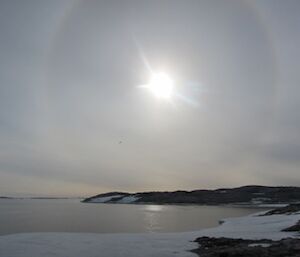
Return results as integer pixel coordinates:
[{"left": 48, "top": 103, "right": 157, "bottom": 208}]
[
  {"left": 88, "top": 195, "right": 125, "bottom": 203},
  {"left": 116, "top": 195, "right": 140, "bottom": 203},
  {"left": 0, "top": 232, "right": 198, "bottom": 257},
  {"left": 88, "top": 195, "right": 140, "bottom": 204},
  {"left": 90, "top": 195, "right": 123, "bottom": 203},
  {"left": 197, "top": 210, "right": 300, "bottom": 240},
  {"left": 0, "top": 210, "right": 299, "bottom": 257}
]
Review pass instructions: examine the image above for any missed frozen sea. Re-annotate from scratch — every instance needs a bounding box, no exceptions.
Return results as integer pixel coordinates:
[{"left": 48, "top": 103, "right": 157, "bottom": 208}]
[
  {"left": 0, "top": 198, "right": 267, "bottom": 235},
  {"left": 0, "top": 203, "right": 299, "bottom": 257}
]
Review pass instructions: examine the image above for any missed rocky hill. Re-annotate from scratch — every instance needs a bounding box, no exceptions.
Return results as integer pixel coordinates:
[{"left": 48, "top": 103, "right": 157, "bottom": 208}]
[{"left": 82, "top": 185, "right": 300, "bottom": 205}]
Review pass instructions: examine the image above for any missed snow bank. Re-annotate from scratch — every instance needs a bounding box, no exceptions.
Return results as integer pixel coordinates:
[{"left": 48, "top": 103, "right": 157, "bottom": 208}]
[
  {"left": 1, "top": 210, "right": 299, "bottom": 257},
  {"left": 196, "top": 211, "right": 300, "bottom": 240},
  {"left": 248, "top": 243, "right": 271, "bottom": 247},
  {"left": 116, "top": 196, "right": 140, "bottom": 203},
  {"left": 89, "top": 195, "right": 124, "bottom": 203},
  {"left": 87, "top": 195, "right": 140, "bottom": 204},
  {"left": 257, "top": 204, "right": 288, "bottom": 208}
]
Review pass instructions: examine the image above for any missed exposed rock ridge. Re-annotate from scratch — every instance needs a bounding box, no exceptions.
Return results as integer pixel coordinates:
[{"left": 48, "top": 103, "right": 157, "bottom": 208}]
[{"left": 82, "top": 185, "right": 300, "bottom": 205}]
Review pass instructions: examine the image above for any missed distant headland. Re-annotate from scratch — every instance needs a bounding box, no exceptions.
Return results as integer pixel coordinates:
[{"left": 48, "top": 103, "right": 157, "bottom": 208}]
[{"left": 82, "top": 185, "right": 300, "bottom": 205}]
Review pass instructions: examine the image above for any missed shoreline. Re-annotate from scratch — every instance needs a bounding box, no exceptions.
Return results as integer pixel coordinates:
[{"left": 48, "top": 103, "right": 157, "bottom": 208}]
[{"left": 0, "top": 206, "right": 299, "bottom": 257}]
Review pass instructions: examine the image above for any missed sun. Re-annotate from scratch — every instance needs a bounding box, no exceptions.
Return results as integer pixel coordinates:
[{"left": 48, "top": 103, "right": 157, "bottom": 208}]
[{"left": 144, "top": 72, "right": 174, "bottom": 99}]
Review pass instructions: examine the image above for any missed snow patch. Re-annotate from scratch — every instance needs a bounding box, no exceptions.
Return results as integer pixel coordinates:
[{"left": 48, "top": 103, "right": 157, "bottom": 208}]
[
  {"left": 89, "top": 195, "right": 124, "bottom": 203},
  {"left": 257, "top": 204, "right": 289, "bottom": 208},
  {"left": 229, "top": 203, "right": 288, "bottom": 208},
  {"left": 251, "top": 198, "right": 271, "bottom": 204},
  {"left": 248, "top": 243, "right": 271, "bottom": 248},
  {"left": 117, "top": 196, "right": 140, "bottom": 203}
]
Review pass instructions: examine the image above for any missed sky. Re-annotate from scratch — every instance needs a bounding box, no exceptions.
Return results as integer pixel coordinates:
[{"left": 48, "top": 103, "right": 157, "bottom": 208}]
[{"left": 0, "top": 0, "right": 300, "bottom": 197}]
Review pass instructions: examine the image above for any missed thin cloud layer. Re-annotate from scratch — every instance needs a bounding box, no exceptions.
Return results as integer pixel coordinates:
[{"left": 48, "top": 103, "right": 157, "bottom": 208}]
[{"left": 0, "top": 0, "right": 299, "bottom": 196}]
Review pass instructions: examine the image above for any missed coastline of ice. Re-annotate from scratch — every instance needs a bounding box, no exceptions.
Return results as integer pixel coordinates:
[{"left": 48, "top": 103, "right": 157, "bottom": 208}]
[{"left": 0, "top": 210, "right": 299, "bottom": 257}]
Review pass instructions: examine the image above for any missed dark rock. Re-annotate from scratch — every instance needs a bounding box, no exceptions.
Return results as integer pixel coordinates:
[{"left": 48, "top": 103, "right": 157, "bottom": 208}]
[
  {"left": 192, "top": 237, "right": 300, "bottom": 257},
  {"left": 282, "top": 220, "right": 300, "bottom": 232},
  {"left": 262, "top": 204, "right": 300, "bottom": 216}
]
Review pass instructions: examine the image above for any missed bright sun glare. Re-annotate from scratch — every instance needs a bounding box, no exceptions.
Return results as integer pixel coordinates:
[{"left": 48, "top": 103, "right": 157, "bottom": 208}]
[{"left": 144, "top": 72, "right": 174, "bottom": 99}]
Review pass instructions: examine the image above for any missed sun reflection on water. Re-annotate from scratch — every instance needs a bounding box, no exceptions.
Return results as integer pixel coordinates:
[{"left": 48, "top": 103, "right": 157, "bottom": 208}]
[{"left": 143, "top": 205, "right": 164, "bottom": 232}]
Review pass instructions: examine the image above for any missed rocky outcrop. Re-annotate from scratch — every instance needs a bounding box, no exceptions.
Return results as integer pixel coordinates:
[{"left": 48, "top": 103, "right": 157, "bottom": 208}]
[
  {"left": 282, "top": 220, "right": 300, "bottom": 232},
  {"left": 262, "top": 204, "right": 300, "bottom": 216},
  {"left": 83, "top": 186, "right": 300, "bottom": 205},
  {"left": 192, "top": 204, "right": 300, "bottom": 256},
  {"left": 192, "top": 237, "right": 300, "bottom": 257}
]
